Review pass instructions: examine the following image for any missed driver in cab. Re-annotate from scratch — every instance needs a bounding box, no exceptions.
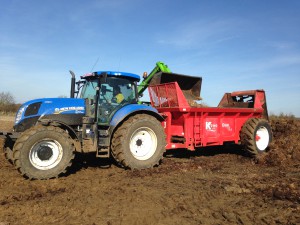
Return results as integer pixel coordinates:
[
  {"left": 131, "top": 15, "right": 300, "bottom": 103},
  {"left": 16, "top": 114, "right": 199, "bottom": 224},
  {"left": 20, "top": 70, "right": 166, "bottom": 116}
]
[{"left": 112, "top": 86, "right": 124, "bottom": 104}]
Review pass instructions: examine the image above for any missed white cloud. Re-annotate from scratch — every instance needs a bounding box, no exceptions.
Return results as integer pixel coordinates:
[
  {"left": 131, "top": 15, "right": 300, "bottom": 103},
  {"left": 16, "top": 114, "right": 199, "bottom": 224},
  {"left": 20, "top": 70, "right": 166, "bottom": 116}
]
[
  {"left": 237, "top": 54, "right": 300, "bottom": 75},
  {"left": 156, "top": 19, "right": 239, "bottom": 49},
  {"left": 267, "top": 41, "right": 297, "bottom": 51}
]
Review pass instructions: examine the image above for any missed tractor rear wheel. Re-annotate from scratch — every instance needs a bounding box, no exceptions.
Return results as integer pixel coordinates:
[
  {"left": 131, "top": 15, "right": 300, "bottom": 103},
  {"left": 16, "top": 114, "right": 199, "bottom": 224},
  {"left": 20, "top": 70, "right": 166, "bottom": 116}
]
[
  {"left": 13, "top": 125, "right": 75, "bottom": 179},
  {"left": 240, "top": 118, "right": 272, "bottom": 156},
  {"left": 111, "top": 114, "right": 166, "bottom": 169}
]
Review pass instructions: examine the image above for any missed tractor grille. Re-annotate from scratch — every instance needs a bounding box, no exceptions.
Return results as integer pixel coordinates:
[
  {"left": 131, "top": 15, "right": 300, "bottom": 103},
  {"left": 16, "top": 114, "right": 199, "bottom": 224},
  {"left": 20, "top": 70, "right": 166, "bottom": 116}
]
[{"left": 25, "top": 102, "right": 42, "bottom": 116}]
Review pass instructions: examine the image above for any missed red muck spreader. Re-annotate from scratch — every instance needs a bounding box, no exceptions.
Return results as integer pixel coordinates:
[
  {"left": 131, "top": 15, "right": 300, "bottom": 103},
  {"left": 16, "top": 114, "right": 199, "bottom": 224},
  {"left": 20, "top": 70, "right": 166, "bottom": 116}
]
[{"left": 148, "top": 72, "right": 272, "bottom": 156}]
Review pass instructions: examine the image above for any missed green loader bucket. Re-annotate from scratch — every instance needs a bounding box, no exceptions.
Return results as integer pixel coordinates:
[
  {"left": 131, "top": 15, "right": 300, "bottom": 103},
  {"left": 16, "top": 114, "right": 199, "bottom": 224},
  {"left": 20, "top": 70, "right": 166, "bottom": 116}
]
[{"left": 149, "top": 72, "right": 202, "bottom": 104}]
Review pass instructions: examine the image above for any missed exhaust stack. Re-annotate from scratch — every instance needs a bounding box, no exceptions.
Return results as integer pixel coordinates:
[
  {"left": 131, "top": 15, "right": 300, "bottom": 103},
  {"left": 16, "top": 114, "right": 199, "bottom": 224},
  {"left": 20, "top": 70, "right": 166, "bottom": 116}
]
[{"left": 69, "top": 70, "right": 76, "bottom": 98}]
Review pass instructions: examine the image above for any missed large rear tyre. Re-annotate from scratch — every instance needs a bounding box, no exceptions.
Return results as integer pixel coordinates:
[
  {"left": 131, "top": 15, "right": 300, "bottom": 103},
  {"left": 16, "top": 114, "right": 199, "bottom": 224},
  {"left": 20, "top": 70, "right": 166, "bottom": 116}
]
[
  {"left": 111, "top": 114, "right": 166, "bottom": 169},
  {"left": 13, "top": 125, "right": 75, "bottom": 179},
  {"left": 240, "top": 118, "right": 272, "bottom": 156}
]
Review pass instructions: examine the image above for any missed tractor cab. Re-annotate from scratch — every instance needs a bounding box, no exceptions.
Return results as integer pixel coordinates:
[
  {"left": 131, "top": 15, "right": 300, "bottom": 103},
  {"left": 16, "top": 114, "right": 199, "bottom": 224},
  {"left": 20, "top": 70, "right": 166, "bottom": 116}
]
[{"left": 79, "top": 71, "right": 140, "bottom": 124}]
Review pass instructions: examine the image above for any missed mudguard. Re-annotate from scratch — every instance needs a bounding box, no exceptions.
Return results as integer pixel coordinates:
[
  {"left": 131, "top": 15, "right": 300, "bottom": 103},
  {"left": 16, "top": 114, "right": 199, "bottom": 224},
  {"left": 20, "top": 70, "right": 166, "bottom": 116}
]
[{"left": 110, "top": 104, "right": 164, "bottom": 130}]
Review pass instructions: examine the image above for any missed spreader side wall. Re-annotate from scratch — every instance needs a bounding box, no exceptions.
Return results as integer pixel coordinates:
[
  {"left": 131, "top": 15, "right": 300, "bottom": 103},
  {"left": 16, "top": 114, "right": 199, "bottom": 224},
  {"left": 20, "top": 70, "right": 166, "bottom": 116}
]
[{"left": 160, "top": 108, "right": 264, "bottom": 150}]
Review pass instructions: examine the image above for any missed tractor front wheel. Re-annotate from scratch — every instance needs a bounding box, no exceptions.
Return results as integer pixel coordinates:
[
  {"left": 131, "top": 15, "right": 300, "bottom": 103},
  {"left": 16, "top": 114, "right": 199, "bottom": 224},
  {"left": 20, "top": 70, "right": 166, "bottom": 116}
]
[
  {"left": 240, "top": 118, "right": 272, "bottom": 156},
  {"left": 4, "top": 147, "right": 13, "bottom": 164},
  {"left": 13, "top": 125, "right": 75, "bottom": 179},
  {"left": 111, "top": 114, "right": 166, "bottom": 169}
]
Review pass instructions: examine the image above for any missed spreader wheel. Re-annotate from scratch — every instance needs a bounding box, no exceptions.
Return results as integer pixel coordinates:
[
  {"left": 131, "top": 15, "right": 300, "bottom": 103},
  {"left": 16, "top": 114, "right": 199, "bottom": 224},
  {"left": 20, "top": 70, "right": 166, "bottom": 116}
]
[
  {"left": 111, "top": 114, "right": 166, "bottom": 169},
  {"left": 240, "top": 118, "right": 272, "bottom": 156}
]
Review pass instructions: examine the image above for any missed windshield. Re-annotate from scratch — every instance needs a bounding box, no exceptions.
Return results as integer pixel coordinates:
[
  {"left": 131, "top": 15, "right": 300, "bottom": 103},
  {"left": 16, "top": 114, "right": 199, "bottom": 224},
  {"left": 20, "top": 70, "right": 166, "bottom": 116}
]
[
  {"left": 80, "top": 77, "right": 138, "bottom": 124},
  {"left": 100, "top": 78, "right": 137, "bottom": 104},
  {"left": 80, "top": 77, "right": 137, "bottom": 103},
  {"left": 80, "top": 80, "right": 97, "bottom": 100}
]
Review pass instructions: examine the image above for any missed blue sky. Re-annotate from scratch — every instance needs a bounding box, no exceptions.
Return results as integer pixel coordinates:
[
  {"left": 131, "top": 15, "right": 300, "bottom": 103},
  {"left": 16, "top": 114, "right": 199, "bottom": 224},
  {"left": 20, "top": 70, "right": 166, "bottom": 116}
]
[{"left": 1, "top": 0, "right": 300, "bottom": 116}]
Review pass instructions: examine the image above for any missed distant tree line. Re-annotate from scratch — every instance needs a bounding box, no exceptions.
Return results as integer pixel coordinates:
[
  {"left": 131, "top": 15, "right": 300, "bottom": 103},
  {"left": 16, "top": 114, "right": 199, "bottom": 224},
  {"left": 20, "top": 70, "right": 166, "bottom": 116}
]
[{"left": 0, "top": 92, "right": 21, "bottom": 114}]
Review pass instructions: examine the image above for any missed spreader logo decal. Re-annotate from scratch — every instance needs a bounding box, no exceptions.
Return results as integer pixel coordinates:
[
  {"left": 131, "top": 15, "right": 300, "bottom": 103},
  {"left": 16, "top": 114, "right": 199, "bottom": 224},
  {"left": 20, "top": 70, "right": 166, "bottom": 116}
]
[
  {"left": 206, "top": 122, "right": 218, "bottom": 131},
  {"left": 222, "top": 123, "right": 232, "bottom": 131}
]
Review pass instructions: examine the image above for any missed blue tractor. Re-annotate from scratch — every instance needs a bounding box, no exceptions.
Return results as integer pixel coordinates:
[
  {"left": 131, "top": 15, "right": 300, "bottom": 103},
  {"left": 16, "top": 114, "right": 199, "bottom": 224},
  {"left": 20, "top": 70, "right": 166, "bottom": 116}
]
[{"left": 1, "top": 64, "right": 171, "bottom": 179}]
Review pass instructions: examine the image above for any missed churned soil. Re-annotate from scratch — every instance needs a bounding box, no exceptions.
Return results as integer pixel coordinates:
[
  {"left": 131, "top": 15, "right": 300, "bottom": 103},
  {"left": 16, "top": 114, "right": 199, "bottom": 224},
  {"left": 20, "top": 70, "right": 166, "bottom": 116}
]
[{"left": 0, "top": 115, "right": 299, "bottom": 225}]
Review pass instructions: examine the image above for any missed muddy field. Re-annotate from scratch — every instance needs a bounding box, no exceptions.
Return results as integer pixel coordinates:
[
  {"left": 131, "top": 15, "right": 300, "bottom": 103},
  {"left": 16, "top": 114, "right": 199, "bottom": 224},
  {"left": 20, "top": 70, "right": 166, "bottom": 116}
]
[{"left": 0, "top": 115, "right": 299, "bottom": 225}]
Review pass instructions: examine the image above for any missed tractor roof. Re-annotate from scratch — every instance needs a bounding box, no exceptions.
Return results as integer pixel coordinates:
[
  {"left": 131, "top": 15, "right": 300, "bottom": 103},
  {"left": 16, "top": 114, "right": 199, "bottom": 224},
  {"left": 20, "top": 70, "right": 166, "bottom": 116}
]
[{"left": 81, "top": 71, "right": 140, "bottom": 82}]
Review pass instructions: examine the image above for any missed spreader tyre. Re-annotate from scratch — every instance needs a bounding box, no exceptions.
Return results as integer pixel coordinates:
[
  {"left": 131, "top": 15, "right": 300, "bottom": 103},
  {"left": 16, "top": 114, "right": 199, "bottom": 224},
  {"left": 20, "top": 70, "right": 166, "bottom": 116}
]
[
  {"left": 111, "top": 114, "right": 166, "bottom": 169},
  {"left": 241, "top": 118, "right": 272, "bottom": 156},
  {"left": 12, "top": 125, "right": 75, "bottom": 180}
]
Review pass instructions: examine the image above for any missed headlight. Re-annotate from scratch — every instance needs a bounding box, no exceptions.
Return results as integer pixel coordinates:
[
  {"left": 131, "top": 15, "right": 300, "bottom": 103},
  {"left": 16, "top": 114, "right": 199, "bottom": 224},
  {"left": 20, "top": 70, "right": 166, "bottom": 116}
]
[{"left": 15, "top": 106, "right": 26, "bottom": 124}]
